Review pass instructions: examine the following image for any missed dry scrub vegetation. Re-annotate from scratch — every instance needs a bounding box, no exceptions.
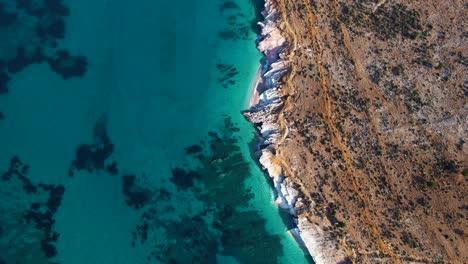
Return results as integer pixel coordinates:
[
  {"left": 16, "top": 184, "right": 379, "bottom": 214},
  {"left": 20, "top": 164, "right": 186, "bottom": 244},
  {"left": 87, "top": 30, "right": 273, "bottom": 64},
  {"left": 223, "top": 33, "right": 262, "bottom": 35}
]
[{"left": 273, "top": 0, "right": 467, "bottom": 262}]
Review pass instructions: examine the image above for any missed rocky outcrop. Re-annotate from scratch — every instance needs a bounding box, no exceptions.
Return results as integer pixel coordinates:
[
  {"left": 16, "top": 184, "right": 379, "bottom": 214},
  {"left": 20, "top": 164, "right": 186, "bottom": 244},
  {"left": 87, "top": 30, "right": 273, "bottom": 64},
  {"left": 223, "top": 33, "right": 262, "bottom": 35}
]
[
  {"left": 243, "top": 0, "right": 288, "bottom": 215},
  {"left": 243, "top": 1, "right": 348, "bottom": 263}
]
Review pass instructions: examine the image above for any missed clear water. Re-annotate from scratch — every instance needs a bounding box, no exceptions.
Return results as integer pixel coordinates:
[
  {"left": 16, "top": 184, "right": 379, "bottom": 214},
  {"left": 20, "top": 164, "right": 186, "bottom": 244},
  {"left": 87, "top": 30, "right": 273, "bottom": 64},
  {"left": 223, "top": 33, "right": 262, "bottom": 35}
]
[{"left": 0, "top": 0, "right": 313, "bottom": 263}]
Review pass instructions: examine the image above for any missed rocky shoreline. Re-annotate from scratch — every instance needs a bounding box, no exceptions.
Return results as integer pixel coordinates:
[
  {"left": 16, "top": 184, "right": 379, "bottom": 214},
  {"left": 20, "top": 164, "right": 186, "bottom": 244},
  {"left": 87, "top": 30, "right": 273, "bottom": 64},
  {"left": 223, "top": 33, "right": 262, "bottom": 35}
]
[
  {"left": 245, "top": 0, "right": 467, "bottom": 262},
  {"left": 243, "top": 1, "right": 347, "bottom": 263}
]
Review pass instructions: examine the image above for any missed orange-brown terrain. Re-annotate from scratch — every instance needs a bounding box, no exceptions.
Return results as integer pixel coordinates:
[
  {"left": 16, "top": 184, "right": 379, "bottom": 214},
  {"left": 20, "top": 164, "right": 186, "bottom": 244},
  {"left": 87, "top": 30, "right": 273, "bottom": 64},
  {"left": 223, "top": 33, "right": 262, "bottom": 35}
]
[{"left": 270, "top": 0, "right": 467, "bottom": 262}]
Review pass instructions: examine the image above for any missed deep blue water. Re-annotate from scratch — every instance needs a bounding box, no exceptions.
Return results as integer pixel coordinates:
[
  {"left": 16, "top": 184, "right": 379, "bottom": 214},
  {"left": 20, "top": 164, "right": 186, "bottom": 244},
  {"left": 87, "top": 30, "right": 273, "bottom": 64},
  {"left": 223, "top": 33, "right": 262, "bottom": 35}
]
[{"left": 0, "top": 0, "right": 312, "bottom": 263}]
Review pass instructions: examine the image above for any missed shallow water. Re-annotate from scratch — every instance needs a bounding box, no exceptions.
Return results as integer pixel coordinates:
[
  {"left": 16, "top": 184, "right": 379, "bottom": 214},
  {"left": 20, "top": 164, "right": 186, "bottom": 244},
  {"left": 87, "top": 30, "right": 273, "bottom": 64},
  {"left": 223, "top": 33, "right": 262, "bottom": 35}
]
[{"left": 0, "top": 0, "right": 312, "bottom": 263}]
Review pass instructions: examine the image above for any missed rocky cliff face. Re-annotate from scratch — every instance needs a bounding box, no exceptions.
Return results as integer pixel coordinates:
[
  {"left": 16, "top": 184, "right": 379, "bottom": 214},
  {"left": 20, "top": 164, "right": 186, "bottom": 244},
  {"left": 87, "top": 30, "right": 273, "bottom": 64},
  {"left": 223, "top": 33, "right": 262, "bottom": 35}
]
[
  {"left": 243, "top": 0, "right": 286, "bottom": 191},
  {"left": 244, "top": 1, "right": 348, "bottom": 263},
  {"left": 247, "top": 0, "right": 467, "bottom": 263}
]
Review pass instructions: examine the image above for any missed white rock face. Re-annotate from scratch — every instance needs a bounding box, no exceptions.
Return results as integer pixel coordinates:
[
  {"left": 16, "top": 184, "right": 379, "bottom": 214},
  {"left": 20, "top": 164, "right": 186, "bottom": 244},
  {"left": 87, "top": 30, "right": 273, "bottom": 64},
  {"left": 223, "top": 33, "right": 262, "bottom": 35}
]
[
  {"left": 243, "top": 0, "right": 287, "bottom": 145},
  {"left": 264, "top": 62, "right": 288, "bottom": 89},
  {"left": 259, "top": 149, "right": 282, "bottom": 178},
  {"left": 298, "top": 218, "right": 349, "bottom": 264},
  {"left": 244, "top": 1, "right": 348, "bottom": 263},
  {"left": 257, "top": 2, "right": 286, "bottom": 66},
  {"left": 280, "top": 177, "right": 299, "bottom": 212}
]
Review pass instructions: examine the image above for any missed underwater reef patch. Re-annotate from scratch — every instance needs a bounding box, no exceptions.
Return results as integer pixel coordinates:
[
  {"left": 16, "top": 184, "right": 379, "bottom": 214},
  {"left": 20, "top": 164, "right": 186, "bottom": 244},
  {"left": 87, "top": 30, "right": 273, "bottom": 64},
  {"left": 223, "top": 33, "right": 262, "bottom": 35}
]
[
  {"left": 7, "top": 47, "right": 45, "bottom": 73},
  {"left": 220, "top": 1, "right": 240, "bottom": 12},
  {"left": 47, "top": 50, "right": 88, "bottom": 79},
  {"left": 0, "top": 70, "right": 10, "bottom": 94},
  {"left": 0, "top": 3, "right": 17, "bottom": 27},
  {"left": 0, "top": 156, "right": 65, "bottom": 262},
  {"left": 0, "top": 0, "right": 88, "bottom": 102},
  {"left": 69, "top": 116, "right": 118, "bottom": 176},
  {"left": 218, "top": 1, "right": 250, "bottom": 41},
  {"left": 122, "top": 174, "right": 153, "bottom": 210},
  {"left": 216, "top": 63, "right": 239, "bottom": 89},
  {"left": 126, "top": 117, "right": 283, "bottom": 263},
  {"left": 184, "top": 144, "right": 203, "bottom": 154},
  {"left": 170, "top": 168, "right": 201, "bottom": 189}
]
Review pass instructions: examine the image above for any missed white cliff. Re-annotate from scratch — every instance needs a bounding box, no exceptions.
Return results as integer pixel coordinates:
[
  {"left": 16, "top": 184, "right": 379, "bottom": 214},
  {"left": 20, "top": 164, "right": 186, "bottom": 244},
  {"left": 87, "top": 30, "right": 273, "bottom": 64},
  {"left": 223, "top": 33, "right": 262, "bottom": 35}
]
[{"left": 244, "top": 1, "right": 348, "bottom": 263}]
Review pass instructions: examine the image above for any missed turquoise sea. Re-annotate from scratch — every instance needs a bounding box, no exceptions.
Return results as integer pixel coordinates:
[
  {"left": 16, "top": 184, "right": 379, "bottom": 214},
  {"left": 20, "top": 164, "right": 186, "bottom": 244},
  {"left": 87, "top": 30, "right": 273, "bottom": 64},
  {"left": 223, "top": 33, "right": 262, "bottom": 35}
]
[{"left": 0, "top": 0, "right": 312, "bottom": 263}]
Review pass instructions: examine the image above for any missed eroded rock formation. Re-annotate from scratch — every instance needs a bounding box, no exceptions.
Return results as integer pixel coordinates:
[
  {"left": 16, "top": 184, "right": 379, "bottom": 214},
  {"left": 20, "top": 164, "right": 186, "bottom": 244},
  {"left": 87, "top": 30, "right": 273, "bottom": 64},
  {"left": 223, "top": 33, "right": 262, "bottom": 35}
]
[{"left": 246, "top": 0, "right": 467, "bottom": 263}]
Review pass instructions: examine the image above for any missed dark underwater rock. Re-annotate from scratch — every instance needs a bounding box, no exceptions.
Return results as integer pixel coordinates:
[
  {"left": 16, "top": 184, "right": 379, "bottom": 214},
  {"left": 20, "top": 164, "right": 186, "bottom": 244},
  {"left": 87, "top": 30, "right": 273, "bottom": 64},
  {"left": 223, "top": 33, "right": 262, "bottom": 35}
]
[
  {"left": 0, "top": 71, "right": 9, "bottom": 94},
  {"left": 106, "top": 161, "right": 119, "bottom": 175},
  {"left": 130, "top": 117, "right": 283, "bottom": 263},
  {"left": 44, "top": 0, "right": 70, "bottom": 16},
  {"left": 36, "top": 17, "right": 66, "bottom": 39},
  {"left": 2, "top": 156, "right": 36, "bottom": 194},
  {"left": 185, "top": 144, "right": 203, "bottom": 154},
  {"left": 0, "top": 3, "right": 17, "bottom": 27},
  {"left": 1, "top": 156, "right": 64, "bottom": 260},
  {"left": 47, "top": 50, "right": 88, "bottom": 79},
  {"left": 170, "top": 168, "right": 201, "bottom": 189},
  {"left": 0, "top": 0, "right": 88, "bottom": 100},
  {"left": 122, "top": 174, "right": 152, "bottom": 210},
  {"left": 69, "top": 116, "right": 117, "bottom": 175},
  {"left": 71, "top": 143, "right": 114, "bottom": 172},
  {"left": 23, "top": 182, "right": 64, "bottom": 259},
  {"left": 7, "top": 47, "right": 45, "bottom": 73}
]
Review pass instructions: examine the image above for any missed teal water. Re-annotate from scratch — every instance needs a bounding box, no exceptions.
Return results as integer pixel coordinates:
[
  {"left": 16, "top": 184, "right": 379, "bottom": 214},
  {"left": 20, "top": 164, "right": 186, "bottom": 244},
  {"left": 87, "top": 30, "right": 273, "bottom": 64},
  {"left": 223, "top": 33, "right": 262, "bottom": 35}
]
[{"left": 0, "top": 0, "right": 312, "bottom": 263}]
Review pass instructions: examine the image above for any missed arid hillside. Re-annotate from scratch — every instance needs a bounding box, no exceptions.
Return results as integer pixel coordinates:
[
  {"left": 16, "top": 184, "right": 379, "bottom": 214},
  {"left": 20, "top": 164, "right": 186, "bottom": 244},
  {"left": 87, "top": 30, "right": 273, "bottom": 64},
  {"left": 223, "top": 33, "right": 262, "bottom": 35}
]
[{"left": 273, "top": 0, "right": 467, "bottom": 262}]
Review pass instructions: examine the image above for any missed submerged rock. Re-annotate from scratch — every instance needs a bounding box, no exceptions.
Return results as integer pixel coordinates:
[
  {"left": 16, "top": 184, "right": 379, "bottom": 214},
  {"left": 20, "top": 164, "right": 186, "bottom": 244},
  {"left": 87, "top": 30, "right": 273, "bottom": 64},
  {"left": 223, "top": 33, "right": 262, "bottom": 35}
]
[
  {"left": 0, "top": 71, "right": 10, "bottom": 94},
  {"left": 122, "top": 174, "right": 152, "bottom": 210},
  {"left": 0, "top": 0, "right": 87, "bottom": 99},
  {"left": 0, "top": 3, "right": 17, "bottom": 26},
  {"left": 128, "top": 117, "right": 284, "bottom": 263},
  {"left": 1, "top": 156, "right": 64, "bottom": 261},
  {"left": 47, "top": 50, "right": 88, "bottom": 79},
  {"left": 69, "top": 116, "right": 117, "bottom": 175}
]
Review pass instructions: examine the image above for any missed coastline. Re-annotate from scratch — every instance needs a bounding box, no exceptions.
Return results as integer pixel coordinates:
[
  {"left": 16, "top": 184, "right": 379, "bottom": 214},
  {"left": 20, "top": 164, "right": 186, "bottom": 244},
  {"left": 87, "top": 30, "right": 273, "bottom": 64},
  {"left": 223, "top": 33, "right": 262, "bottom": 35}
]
[
  {"left": 244, "top": 0, "right": 311, "bottom": 257},
  {"left": 244, "top": 1, "right": 348, "bottom": 263},
  {"left": 248, "top": 67, "right": 262, "bottom": 108}
]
